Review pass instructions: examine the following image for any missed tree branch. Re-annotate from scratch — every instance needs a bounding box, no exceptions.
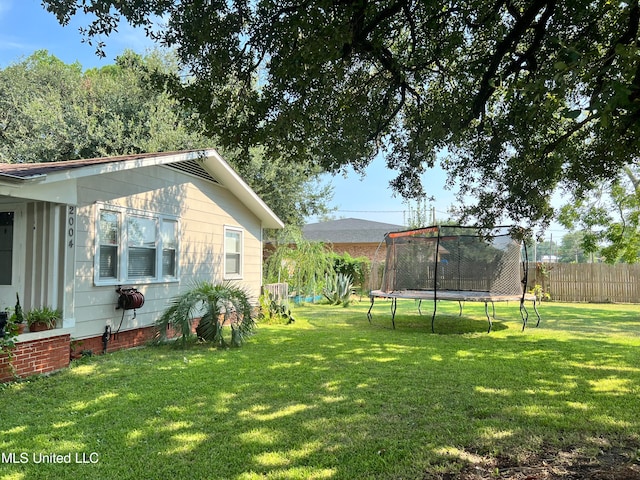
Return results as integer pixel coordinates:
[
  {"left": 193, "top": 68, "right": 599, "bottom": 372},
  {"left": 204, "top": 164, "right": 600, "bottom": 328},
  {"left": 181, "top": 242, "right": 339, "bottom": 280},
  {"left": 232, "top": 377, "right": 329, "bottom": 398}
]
[{"left": 471, "top": 1, "right": 554, "bottom": 119}]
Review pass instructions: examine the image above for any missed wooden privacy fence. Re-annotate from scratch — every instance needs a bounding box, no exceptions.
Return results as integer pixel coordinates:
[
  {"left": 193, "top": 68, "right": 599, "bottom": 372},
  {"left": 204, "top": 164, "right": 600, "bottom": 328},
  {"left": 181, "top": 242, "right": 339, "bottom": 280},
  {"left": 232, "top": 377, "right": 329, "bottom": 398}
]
[{"left": 526, "top": 262, "right": 640, "bottom": 303}]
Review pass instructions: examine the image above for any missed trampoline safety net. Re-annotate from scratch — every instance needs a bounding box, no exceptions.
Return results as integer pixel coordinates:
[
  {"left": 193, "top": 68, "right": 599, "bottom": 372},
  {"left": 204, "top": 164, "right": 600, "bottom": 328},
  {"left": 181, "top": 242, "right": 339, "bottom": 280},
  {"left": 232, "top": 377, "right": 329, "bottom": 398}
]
[{"left": 371, "top": 225, "right": 526, "bottom": 296}]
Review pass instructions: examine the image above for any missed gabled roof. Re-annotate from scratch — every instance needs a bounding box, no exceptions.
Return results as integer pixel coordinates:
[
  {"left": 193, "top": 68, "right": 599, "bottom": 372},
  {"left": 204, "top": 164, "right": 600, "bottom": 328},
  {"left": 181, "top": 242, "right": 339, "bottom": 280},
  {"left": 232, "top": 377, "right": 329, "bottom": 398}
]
[
  {"left": 0, "top": 149, "right": 284, "bottom": 229},
  {"left": 303, "top": 218, "right": 404, "bottom": 244}
]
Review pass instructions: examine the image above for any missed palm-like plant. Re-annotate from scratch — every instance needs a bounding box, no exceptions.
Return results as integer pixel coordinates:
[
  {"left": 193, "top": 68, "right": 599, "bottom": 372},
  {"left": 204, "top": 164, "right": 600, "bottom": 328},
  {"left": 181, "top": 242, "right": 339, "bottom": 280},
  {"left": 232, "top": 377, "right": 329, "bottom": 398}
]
[{"left": 155, "top": 281, "right": 256, "bottom": 347}]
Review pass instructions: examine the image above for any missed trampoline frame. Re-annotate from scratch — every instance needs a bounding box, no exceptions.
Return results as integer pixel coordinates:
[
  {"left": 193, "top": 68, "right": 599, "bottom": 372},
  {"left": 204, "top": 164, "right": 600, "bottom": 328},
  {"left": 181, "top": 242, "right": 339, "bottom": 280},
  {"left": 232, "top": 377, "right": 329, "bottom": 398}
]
[
  {"left": 368, "top": 225, "right": 541, "bottom": 333},
  {"left": 367, "top": 289, "right": 540, "bottom": 333}
]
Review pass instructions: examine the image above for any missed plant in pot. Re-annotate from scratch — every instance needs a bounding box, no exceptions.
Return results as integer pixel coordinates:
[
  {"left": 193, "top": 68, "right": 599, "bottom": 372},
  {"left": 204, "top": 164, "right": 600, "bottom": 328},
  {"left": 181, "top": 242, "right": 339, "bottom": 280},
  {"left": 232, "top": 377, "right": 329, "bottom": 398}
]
[
  {"left": 26, "top": 306, "right": 61, "bottom": 332},
  {"left": 10, "top": 293, "right": 26, "bottom": 335}
]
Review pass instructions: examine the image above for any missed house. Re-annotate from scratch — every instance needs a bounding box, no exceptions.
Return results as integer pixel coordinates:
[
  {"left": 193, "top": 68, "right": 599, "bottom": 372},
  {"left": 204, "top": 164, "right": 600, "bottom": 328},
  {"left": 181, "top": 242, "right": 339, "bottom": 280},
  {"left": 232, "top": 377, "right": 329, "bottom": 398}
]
[
  {"left": 0, "top": 149, "right": 283, "bottom": 381},
  {"left": 302, "top": 218, "right": 404, "bottom": 261}
]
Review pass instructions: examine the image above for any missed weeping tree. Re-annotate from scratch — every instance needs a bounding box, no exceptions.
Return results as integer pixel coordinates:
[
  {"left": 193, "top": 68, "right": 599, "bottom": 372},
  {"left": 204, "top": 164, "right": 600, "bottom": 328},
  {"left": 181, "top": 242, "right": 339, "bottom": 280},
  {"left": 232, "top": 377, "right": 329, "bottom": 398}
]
[
  {"left": 155, "top": 281, "right": 255, "bottom": 348},
  {"left": 264, "top": 227, "right": 333, "bottom": 300}
]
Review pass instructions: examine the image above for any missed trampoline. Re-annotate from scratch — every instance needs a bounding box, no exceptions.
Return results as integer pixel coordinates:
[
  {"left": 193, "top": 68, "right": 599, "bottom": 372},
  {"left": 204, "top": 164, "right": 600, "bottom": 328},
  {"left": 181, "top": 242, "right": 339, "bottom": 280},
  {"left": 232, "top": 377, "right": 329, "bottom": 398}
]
[{"left": 367, "top": 225, "right": 540, "bottom": 333}]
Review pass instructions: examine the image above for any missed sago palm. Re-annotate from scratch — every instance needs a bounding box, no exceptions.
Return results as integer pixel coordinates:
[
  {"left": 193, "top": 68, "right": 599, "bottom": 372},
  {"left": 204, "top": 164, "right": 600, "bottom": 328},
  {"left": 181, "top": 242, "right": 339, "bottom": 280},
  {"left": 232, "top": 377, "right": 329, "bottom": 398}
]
[{"left": 155, "top": 281, "right": 256, "bottom": 347}]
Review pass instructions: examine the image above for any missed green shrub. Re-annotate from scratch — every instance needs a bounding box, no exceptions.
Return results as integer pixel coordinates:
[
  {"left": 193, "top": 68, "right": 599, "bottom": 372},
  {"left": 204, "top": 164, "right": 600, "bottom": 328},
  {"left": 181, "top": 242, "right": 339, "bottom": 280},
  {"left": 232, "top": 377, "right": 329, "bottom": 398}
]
[
  {"left": 258, "top": 292, "right": 295, "bottom": 325},
  {"left": 329, "top": 252, "right": 370, "bottom": 291},
  {"left": 155, "top": 281, "right": 256, "bottom": 347},
  {"left": 530, "top": 284, "right": 551, "bottom": 302}
]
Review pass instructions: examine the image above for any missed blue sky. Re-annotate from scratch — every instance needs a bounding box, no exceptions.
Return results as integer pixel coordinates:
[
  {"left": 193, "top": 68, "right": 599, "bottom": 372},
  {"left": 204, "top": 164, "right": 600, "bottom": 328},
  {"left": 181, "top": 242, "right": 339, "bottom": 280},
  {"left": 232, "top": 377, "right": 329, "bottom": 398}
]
[{"left": 0, "top": 0, "right": 565, "bottom": 236}]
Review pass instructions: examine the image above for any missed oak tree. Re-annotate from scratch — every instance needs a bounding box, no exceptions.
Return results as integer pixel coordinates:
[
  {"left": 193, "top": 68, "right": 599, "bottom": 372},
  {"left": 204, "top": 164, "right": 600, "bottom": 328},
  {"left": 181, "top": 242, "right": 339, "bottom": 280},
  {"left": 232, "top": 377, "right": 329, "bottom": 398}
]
[{"left": 40, "top": 0, "right": 640, "bottom": 230}]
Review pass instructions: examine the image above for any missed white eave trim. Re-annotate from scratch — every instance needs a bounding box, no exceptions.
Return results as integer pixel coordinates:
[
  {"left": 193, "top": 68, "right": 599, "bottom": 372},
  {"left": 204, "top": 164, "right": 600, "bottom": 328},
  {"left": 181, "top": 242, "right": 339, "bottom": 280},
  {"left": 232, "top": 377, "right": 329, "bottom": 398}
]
[
  {"left": 201, "top": 151, "right": 285, "bottom": 230},
  {"left": 42, "top": 150, "right": 214, "bottom": 183},
  {"left": 1, "top": 149, "right": 285, "bottom": 229}
]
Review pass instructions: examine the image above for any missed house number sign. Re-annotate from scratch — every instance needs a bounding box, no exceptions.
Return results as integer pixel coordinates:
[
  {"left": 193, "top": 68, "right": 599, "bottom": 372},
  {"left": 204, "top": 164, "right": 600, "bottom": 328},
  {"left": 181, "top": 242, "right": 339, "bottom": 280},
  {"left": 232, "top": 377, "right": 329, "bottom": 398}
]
[{"left": 67, "top": 205, "right": 76, "bottom": 248}]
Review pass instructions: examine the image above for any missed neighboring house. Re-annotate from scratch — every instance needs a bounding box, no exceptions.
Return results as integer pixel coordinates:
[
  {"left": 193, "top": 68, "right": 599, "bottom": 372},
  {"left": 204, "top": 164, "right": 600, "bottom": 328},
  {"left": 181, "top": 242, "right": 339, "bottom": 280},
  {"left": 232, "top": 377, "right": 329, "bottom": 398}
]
[
  {"left": 0, "top": 149, "right": 283, "bottom": 381},
  {"left": 302, "top": 218, "right": 404, "bottom": 261}
]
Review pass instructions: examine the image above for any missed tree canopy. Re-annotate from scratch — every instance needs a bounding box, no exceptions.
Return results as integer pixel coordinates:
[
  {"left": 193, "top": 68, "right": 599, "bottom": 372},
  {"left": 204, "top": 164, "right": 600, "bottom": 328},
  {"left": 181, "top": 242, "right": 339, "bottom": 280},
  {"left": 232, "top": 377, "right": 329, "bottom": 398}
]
[
  {"left": 0, "top": 49, "right": 206, "bottom": 162},
  {"left": 41, "top": 0, "right": 640, "bottom": 231},
  {"left": 558, "top": 165, "right": 640, "bottom": 263},
  {"left": 0, "top": 50, "right": 332, "bottom": 225}
]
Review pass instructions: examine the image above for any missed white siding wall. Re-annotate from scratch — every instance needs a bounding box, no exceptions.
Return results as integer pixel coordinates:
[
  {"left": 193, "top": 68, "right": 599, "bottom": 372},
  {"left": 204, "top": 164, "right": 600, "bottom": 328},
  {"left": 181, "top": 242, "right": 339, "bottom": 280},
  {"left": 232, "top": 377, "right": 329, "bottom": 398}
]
[{"left": 72, "top": 165, "right": 263, "bottom": 339}]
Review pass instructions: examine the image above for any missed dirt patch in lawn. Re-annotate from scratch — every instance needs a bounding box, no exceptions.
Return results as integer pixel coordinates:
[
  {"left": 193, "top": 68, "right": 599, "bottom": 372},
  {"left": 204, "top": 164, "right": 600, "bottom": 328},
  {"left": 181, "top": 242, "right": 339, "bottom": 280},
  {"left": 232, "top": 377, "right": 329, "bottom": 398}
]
[{"left": 429, "top": 442, "right": 640, "bottom": 479}]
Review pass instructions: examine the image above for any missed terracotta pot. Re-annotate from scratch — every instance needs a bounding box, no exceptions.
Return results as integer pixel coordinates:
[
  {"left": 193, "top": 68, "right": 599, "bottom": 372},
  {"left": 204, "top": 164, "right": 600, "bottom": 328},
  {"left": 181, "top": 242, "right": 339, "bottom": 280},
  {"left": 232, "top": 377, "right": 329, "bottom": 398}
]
[
  {"left": 16, "top": 323, "right": 26, "bottom": 335},
  {"left": 29, "top": 321, "right": 53, "bottom": 332}
]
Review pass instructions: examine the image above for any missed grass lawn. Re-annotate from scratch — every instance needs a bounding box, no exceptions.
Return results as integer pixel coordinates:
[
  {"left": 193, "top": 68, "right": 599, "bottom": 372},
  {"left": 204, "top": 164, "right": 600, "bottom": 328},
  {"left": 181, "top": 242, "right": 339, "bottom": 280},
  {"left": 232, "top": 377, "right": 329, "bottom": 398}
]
[{"left": 1, "top": 299, "right": 639, "bottom": 479}]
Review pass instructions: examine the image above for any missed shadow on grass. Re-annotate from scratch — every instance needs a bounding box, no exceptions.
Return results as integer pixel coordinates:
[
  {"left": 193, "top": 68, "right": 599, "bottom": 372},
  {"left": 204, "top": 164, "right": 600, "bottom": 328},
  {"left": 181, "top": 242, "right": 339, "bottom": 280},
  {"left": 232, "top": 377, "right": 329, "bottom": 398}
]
[{"left": 0, "top": 301, "right": 639, "bottom": 479}]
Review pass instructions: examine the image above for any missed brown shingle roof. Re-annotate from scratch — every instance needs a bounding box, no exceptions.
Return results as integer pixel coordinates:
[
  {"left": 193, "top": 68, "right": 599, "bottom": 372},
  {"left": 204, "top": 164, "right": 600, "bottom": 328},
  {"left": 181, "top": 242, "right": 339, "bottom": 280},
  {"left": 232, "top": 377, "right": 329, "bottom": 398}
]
[
  {"left": 0, "top": 150, "right": 205, "bottom": 178},
  {"left": 303, "top": 218, "right": 404, "bottom": 244}
]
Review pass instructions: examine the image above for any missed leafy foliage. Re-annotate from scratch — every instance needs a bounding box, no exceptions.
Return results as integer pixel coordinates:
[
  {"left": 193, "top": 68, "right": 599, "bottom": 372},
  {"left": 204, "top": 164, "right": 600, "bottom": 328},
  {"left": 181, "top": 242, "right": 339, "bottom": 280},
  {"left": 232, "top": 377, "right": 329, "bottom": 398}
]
[
  {"left": 13, "top": 293, "right": 24, "bottom": 325},
  {"left": 0, "top": 50, "right": 332, "bottom": 226},
  {"left": 264, "top": 227, "right": 333, "bottom": 298},
  {"left": 559, "top": 165, "right": 640, "bottom": 263},
  {"left": 328, "top": 251, "right": 370, "bottom": 291},
  {"left": 41, "top": 0, "right": 640, "bottom": 231},
  {"left": 25, "top": 306, "right": 61, "bottom": 329},
  {"left": 529, "top": 284, "right": 551, "bottom": 302},
  {"left": 155, "top": 281, "right": 256, "bottom": 348},
  {"left": 0, "top": 50, "right": 207, "bottom": 162},
  {"left": 403, "top": 198, "right": 435, "bottom": 229},
  {"left": 258, "top": 292, "right": 295, "bottom": 325}
]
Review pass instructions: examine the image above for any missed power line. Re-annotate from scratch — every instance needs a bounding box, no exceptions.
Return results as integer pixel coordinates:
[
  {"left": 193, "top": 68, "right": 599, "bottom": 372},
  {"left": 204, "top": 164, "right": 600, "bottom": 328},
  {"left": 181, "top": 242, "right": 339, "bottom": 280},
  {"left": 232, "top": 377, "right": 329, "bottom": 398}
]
[{"left": 334, "top": 209, "right": 405, "bottom": 213}]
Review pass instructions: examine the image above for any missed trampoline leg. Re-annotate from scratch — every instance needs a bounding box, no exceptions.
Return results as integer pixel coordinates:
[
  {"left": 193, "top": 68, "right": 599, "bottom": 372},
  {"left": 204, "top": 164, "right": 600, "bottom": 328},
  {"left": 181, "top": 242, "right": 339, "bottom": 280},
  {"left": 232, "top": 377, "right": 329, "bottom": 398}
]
[
  {"left": 485, "top": 302, "right": 492, "bottom": 333},
  {"left": 533, "top": 299, "right": 541, "bottom": 327},
  {"left": 520, "top": 300, "right": 529, "bottom": 331},
  {"left": 367, "top": 296, "right": 374, "bottom": 323},
  {"left": 458, "top": 300, "right": 463, "bottom": 317},
  {"left": 431, "top": 298, "right": 437, "bottom": 333},
  {"left": 391, "top": 298, "right": 397, "bottom": 329},
  {"left": 418, "top": 299, "right": 422, "bottom": 316}
]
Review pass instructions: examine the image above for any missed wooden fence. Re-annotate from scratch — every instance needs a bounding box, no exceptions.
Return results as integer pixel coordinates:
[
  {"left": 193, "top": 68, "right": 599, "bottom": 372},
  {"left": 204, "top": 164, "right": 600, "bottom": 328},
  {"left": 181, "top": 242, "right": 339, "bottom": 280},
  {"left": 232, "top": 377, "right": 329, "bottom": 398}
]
[{"left": 526, "top": 262, "right": 640, "bottom": 303}]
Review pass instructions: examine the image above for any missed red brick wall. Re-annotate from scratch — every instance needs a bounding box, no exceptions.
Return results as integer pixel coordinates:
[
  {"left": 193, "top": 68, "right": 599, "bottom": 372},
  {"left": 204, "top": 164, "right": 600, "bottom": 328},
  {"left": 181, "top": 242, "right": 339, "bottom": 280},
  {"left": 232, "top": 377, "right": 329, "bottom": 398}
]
[
  {"left": 329, "top": 243, "right": 384, "bottom": 262},
  {"left": 77, "top": 325, "right": 158, "bottom": 357},
  {"left": 73, "top": 318, "right": 202, "bottom": 357},
  {"left": 0, "top": 334, "right": 71, "bottom": 382},
  {"left": 0, "top": 319, "right": 203, "bottom": 383}
]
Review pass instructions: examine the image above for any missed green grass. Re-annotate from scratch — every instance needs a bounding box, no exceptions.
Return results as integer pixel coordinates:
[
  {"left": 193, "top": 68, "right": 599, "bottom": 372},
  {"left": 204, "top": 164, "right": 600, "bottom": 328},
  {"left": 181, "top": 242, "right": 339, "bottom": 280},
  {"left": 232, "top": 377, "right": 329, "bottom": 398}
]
[{"left": 1, "top": 300, "right": 639, "bottom": 479}]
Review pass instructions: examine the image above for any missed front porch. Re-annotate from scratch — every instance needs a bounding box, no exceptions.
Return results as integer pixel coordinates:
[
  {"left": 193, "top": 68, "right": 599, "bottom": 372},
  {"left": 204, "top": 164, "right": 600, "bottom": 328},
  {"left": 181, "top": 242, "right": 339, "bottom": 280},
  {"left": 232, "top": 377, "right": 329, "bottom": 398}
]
[
  {"left": 1, "top": 199, "right": 76, "bottom": 324},
  {"left": 1, "top": 199, "right": 77, "bottom": 378}
]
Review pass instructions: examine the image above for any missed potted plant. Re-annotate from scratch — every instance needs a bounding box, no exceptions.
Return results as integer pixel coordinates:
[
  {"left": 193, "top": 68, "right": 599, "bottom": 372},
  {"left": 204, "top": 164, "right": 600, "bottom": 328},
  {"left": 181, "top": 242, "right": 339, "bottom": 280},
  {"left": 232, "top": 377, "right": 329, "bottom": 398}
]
[
  {"left": 26, "top": 306, "right": 61, "bottom": 332},
  {"left": 10, "top": 293, "right": 26, "bottom": 335}
]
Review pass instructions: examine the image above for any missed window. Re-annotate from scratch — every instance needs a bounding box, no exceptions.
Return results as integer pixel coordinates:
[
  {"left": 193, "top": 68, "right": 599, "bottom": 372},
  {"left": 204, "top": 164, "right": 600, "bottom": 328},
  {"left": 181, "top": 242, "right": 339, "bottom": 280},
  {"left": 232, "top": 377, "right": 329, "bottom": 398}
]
[
  {"left": 224, "top": 227, "right": 243, "bottom": 279},
  {"left": 128, "top": 216, "right": 157, "bottom": 278},
  {"left": 161, "top": 220, "right": 178, "bottom": 277},
  {"left": 98, "top": 211, "right": 120, "bottom": 280},
  {"left": 0, "top": 212, "right": 14, "bottom": 285},
  {"left": 95, "top": 206, "right": 179, "bottom": 285}
]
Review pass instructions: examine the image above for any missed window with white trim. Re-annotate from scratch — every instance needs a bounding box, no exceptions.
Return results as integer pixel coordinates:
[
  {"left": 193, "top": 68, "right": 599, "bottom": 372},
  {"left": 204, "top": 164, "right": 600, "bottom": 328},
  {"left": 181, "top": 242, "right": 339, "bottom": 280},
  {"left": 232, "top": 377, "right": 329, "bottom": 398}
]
[
  {"left": 95, "top": 206, "right": 179, "bottom": 285},
  {"left": 98, "top": 210, "right": 120, "bottom": 280},
  {"left": 224, "top": 226, "right": 243, "bottom": 279}
]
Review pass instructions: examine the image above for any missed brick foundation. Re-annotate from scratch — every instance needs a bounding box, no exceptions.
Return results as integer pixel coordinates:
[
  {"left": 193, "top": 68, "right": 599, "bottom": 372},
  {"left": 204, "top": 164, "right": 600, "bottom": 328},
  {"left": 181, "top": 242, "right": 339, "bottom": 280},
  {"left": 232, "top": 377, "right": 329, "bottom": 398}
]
[
  {"left": 75, "top": 325, "right": 159, "bottom": 357},
  {"left": 0, "top": 318, "right": 203, "bottom": 383},
  {"left": 0, "top": 333, "right": 71, "bottom": 382}
]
